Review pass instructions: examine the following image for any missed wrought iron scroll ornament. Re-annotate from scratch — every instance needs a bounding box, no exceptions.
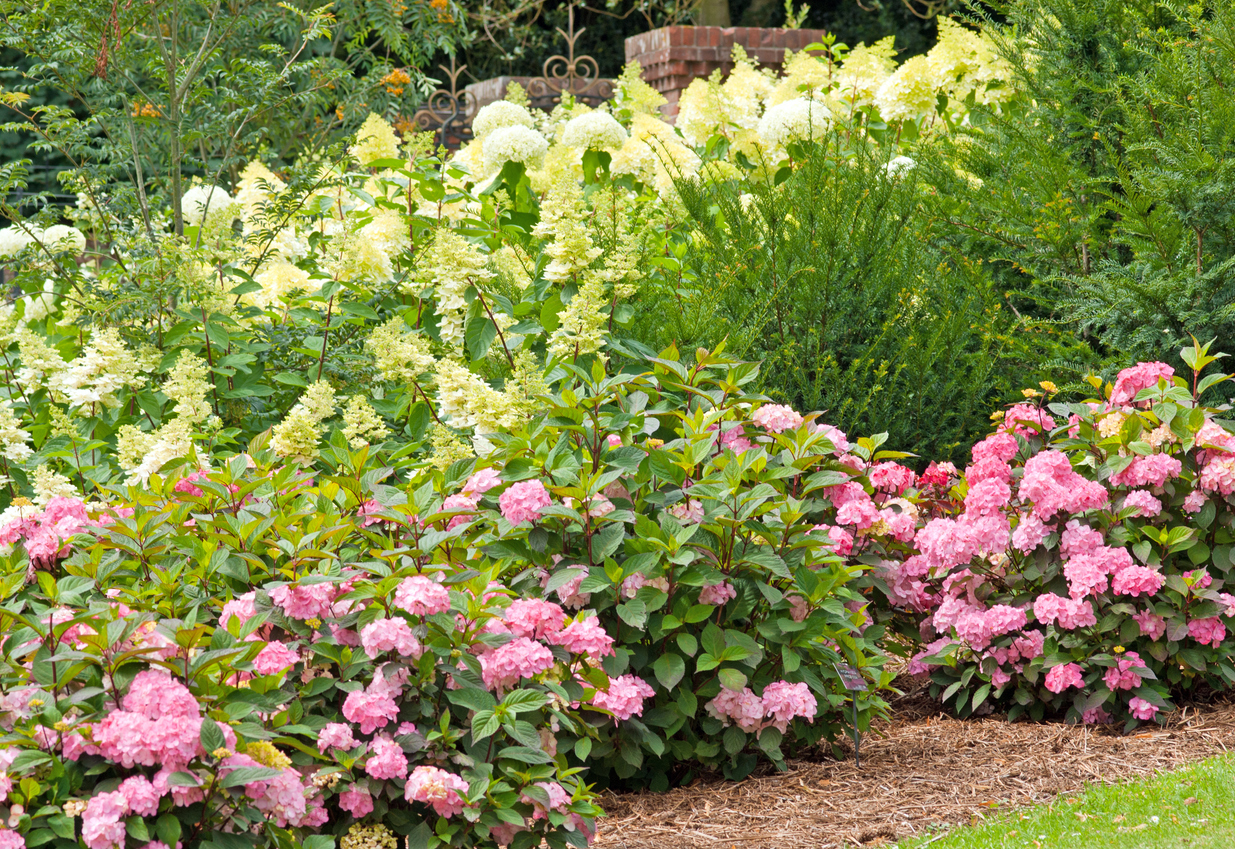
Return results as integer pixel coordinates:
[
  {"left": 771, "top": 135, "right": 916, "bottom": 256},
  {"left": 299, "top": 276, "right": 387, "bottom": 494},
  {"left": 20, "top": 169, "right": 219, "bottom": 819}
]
[
  {"left": 410, "top": 3, "right": 613, "bottom": 150},
  {"left": 411, "top": 56, "right": 475, "bottom": 150},
  {"left": 525, "top": 4, "right": 615, "bottom": 112}
]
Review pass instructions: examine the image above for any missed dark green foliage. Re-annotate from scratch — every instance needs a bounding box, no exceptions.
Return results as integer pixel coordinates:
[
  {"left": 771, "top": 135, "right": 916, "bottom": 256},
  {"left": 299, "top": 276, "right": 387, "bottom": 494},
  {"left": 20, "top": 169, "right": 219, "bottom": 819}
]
[
  {"left": 634, "top": 135, "right": 1080, "bottom": 463},
  {"left": 942, "top": 0, "right": 1235, "bottom": 374}
]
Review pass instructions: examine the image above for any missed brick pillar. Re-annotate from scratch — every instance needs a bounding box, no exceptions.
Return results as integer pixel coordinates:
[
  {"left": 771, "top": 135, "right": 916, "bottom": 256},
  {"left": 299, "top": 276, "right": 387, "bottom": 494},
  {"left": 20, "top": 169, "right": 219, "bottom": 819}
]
[{"left": 624, "top": 26, "right": 830, "bottom": 121}]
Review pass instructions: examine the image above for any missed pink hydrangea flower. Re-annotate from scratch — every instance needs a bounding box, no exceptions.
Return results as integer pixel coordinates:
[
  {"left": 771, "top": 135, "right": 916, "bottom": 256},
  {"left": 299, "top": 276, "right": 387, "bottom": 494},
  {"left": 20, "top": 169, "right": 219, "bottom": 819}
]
[
  {"left": 606, "top": 434, "right": 623, "bottom": 449},
  {"left": 1111, "top": 565, "right": 1165, "bottom": 598},
  {"left": 1183, "top": 490, "right": 1209, "bottom": 515},
  {"left": 317, "top": 722, "right": 359, "bottom": 753},
  {"left": 836, "top": 495, "right": 880, "bottom": 530},
  {"left": 521, "top": 781, "right": 571, "bottom": 820},
  {"left": 1033, "top": 593, "right": 1097, "bottom": 630},
  {"left": 0, "top": 832, "right": 24, "bottom": 849},
  {"left": 550, "top": 616, "right": 615, "bottom": 658},
  {"left": 499, "top": 480, "right": 552, "bottom": 525},
  {"left": 82, "top": 791, "right": 128, "bottom": 849},
  {"left": 591, "top": 674, "right": 655, "bottom": 721},
  {"left": 1044, "top": 662, "right": 1084, "bottom": 694},
  {"left": 269, "top": 582, "right": 335, "bottom": 620},
  {"left": 123, "top": 670, "right": 200, "bottom": 719},
  {"left": 1103, "top": 652, "right": 1144, "bottom": 691},
  {"left": 462, "top": 468, "right": 501, "bottom": 496},
  {"left": 813, "top": 423, "right": 849, "bottom": 452},
  {"left": 705, "top": 686, "right": 764, "bottom": 732},
  {"left": 620, "top": 572, "right": 668, "bottom": 598},
  {"left": 480, "top": 637, "right": 555, "bottom": 691},
  {"left": 717, "top": 424, "right": 753, "bottom": 453},
  {"left": 668, "top": 498, "right": 704, "bottom": 524},
  {"left": 338, "top": 787, "right": 374, "bottom": 817},
  {"left": 964, "top": 477, "right": 1011, "bottom": 516},
  {"left": 1060, "top": 520, "right": 1104, "bottom": 558},
  {"left": 1199, "top": 456, "right": 1235, "bottom": 495},
  {"left": 1019, "top": 451, "right": 1108, "bottom": 517},
  {"left": 1011, "top": 514, "right": 1052, "bottom": 554},
  {"left": 219, "top": 591, "right": 258, "bottom": 633},
  {"left": 752, "top": 404, "right": 803, "bottom": 433},
  {"left": 813, "top": 525, "right": 854, "bottom": 556},
  {"left": 1063, "top": 556, "right": 1109, "bottom": 600},
  {"left": 869, "top": 462, "right": 916, "bottom": 495},
  {"left": 1187, "top": 569, "right": 1213, "bottom": 590},
  {"left": 1111, "top": 362, "right": 1174, "bottom": 405},
  {"left": 1133, "top": 609, "right": 1167, "bottom": 640},
  {"left": 365, "top": 736, "right": 408, "bottom": 780},
  {"left": 360, "top": 618, "right": 423, "bottom": 659},
  {"left": 1129, "top": 696, "right": 1159, "bottom": 721},
  {"left": 394, "top": 575, "right": 451, "bottom": 616},
  {"left": 342, "top": 671, "right": 403, "bottom": 734},
  {"left": 504, "top": 598, "right": 567, "bottom": 639},
  {"left": 1188, "top": 617, "right": 1226, "bottom": 647},
  {"left": 439, "top": 494, "right": 479, "bottom": 530},
  {"left": 118, "top": 776, "right": 160, "bottom": 817},
  {"left": 1121, "top": 490, "right": 1162, "bottom": 518},
  {"left": 1110, "top": 453, "right": 1183, "bottom": 489},
  {"left": 253, "top": 640, "right": 300, "bottom": 675},
  {"left": 1082, "top": 707, "right": 1111, "bottom": 725},
  {"left": 405, "top": 766, "right": 470, "bottom": 818},
  {"left": 1001, "top": 403, "right": 1055, "bottom": 437},
  {"left": 761, "top": 681, "right": 817, "bottom": 732},
  {"left": 699, "top": 582, "right": 737, "bottom": 606}
]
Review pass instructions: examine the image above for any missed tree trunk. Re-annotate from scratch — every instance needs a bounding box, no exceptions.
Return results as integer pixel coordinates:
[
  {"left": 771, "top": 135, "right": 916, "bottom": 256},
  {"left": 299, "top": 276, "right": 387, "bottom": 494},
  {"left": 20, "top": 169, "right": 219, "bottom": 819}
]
[{"left": 696, "top": 0, "right": 731, "bottom": 27}]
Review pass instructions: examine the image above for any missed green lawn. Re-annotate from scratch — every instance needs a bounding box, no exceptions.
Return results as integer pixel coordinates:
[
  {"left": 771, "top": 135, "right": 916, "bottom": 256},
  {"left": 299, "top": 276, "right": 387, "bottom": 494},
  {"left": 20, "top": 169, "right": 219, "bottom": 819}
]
[{"left": 896, "top": 754, "right": 1235, "bottom": 849}]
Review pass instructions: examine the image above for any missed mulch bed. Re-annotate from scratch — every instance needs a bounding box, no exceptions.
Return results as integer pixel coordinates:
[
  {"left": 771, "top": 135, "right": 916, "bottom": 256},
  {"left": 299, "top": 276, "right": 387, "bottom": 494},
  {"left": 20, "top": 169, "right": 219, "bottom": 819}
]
[{"left": 592, "top": 686, "right": 1235, "bottom": 848}]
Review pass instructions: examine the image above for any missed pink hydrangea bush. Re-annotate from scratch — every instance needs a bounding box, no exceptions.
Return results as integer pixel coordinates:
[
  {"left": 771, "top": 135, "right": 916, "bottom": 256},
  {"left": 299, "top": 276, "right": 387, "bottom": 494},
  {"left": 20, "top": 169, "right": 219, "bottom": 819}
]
[
  {"left": 876, "top": 345, "right": 1235, "bottom": 727},
  {"left": 0, "top": 460, "right": 604, "bottom": 849},
  {"left": 464, "top": 347, "right": 892, "bottom": 785}
]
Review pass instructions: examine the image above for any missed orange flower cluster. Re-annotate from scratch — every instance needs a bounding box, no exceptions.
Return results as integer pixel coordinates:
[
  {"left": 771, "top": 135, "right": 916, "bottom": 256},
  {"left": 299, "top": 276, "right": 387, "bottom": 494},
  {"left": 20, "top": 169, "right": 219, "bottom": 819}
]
[{"left": 381, "top": 68, "right": 412, "bottom": 96}]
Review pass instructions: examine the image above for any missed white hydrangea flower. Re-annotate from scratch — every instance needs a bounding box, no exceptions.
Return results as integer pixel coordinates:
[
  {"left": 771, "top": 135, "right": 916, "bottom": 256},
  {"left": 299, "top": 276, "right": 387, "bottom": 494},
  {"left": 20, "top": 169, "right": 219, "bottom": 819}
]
[
  {"left": 249, "top": 260, "right": 312, "bottom": 311},
  {"left": 875, "top": 55, "right": 938, "bottom": 123},
  {"left": 0, "top": 226, "right": 33, "bottom": 258},
  {"left": 561, "top": 111, "right": 628, "bottom": 152},
  {"left": 885, "top": 156, "right": 917, "bottom": 178},
  {"left": 482, "top": 125, "right": 549, "bottom": 174},
  {"left": 39, "top": 225, "right": 86, "bottom": 254},
  {"left": 757, "top": 98, "right": 831, "bottom": 148},
  {"left": 20, "top": 279, "right": 57, "bottom": 323},
  {"left": 471, "top": 101, "right": 536, "bottom": 141},
  {"left": 181, "top": 185, "right": 237, "bottom": 227}
]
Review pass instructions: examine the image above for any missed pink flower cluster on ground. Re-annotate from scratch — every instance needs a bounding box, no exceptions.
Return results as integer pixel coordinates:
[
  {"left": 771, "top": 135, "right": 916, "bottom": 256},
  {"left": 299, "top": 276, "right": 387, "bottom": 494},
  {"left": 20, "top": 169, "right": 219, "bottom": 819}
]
[{"left": 706, "top": 681, "right": 817, "bottom": 734}]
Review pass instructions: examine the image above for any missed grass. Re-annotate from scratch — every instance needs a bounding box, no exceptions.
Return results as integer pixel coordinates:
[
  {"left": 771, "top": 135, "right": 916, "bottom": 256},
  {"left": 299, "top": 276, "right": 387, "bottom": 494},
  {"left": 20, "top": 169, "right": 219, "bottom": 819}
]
[{"left": 895, "top": 753, "right": 1235, "bottom": 849}]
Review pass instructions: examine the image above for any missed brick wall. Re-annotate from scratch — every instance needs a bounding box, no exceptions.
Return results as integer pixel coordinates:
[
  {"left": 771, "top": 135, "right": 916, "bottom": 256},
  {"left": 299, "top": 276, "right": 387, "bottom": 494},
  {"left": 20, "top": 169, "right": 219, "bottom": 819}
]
[{"left": 625, "top": 26, "right": 829, "bottom": 119}]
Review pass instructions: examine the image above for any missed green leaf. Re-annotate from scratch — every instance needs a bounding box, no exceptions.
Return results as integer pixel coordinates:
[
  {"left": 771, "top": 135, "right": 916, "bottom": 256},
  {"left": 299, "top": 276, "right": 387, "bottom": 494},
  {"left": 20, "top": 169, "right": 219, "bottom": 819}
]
[
  {"left": 501, "top": 689, "right": 549, "bottom": 714},
  {"left": 448, "top": 687, "right": 497, "bottom": 713},
  {"left": 717, "top": 667, "right": 748, "bottom": 690},
  {"left": 156, "top": 814, "right": 182, "bottom": 847},
  {"left": 199, "top": 717, "right": 226, "bottom": 754},
  {"left": 465, "top": 314, "right": 498, "bottom": 361},
  {"left": 220, "top": 766, "right": 284, "bottom": 787},
  {"left": 652, "top": 653, "right": 686, "bottom": 690},
  {"left": 471, "top": 710, "right": 500, "bottom": 741}
]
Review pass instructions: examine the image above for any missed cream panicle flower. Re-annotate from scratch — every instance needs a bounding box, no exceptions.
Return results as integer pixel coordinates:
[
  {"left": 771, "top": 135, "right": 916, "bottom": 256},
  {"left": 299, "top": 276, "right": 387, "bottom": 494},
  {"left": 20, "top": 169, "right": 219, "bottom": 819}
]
[
  {"left": 48, "top": 327, "right": 146, "bottom": 411},
  {"left": 0, "top": 401, "right": 33, "bottom": 463},
  {"left": 612, "top": 61, "right": 667, "bottom": 118},
  {"left": 350, "top": 113, "right": 401, "bottom": 166},
  {"left": 32, "top": 465, "right": 78, "bottom": 505},
  {"left": 416, "top": 230, "right": 493, "bottom": 351},
  {"left": 532, "top": 180, "right": 601, "bottom": 282},
  {"left": 249, "top": 260, "right": 313, "bottom": 311},
  {"left": 366, "top": 318, "right": 435, "bottom": 382},
  {"left": 162, "top": 351, "right": 213, "bottom": 425},
  {"left": 610, "top": 113, "right": 701, "bottom": 197},
  {"left": 549, "top": 273, "right": 609, "bottom": 362},
  {"left": 235, "top": 160, "right": 286, "bottom": 225},
  {"left": 834, "top": 36, "right": 897, "bottom": 105},
  {"left": 270, "top": 381, "right": 336, "bottom": 464},
  {"left": 342, "top": 395, "right": 389, "bottom": 449}
]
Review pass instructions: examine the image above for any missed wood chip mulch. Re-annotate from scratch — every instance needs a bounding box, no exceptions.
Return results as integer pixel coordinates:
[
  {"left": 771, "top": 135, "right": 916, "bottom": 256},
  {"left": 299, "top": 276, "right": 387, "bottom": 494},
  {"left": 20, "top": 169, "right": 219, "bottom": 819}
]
[{"left": 592, "top": 688, "right": 1235, "bottom": 848}]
